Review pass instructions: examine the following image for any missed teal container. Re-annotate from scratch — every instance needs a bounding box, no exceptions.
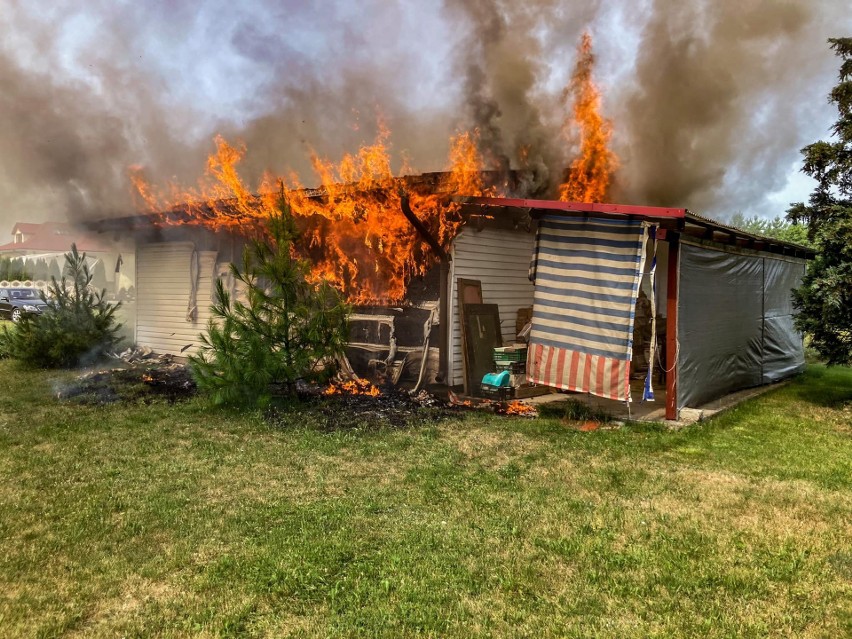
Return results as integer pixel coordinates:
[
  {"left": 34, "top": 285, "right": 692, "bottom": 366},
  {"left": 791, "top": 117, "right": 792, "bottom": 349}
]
[{"left": 482, "top": 370, "right": 511, "bottom": 387}]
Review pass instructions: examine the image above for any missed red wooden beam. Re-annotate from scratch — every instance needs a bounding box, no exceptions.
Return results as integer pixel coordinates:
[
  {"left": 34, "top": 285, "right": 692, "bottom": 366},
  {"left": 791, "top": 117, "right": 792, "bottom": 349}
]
[
  {"left": 666, "top": 234, "right": 680, "bottom": 420},
  {"left": 459, "top": 196, "right": 687, "bottom": 219}
]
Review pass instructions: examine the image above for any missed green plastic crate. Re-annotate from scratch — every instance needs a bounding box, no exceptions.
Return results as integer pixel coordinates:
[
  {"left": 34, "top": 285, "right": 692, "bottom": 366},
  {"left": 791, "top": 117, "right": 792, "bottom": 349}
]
[{"left": 493, "top": 346, "right": 528, "bottom": 363}]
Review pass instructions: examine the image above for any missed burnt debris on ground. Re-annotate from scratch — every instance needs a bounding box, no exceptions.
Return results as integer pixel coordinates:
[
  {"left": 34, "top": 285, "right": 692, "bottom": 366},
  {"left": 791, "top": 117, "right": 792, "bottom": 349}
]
[
  {"left": 55, "top": 346, "right": 537, "bottom": 425},
  {"left": 266, "top": 382, "right": 460, "bottom": 431},
  {"left": 57, "top": 348, "right": 197, "bottom": 405}
]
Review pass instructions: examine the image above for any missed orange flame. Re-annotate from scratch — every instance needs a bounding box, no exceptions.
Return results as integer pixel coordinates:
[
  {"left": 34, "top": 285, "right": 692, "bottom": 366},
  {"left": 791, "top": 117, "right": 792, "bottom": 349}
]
[
  {"left": 558, "top": 31, "right": 618, "bottom": 203},
  {"left": 324, "top": 379, "right": 381, "bottom": 397},
  {"left": 131, "top": 127, "right": 491, "bottom": 304},
  {"left": 505, "top": 400, "right": 537, "bottom": 417}
]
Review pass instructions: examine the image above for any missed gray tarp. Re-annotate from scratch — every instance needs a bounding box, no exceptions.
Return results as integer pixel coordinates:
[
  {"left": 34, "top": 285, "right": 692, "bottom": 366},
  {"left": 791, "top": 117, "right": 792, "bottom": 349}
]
[{"left": 677, "top": 242, "right": 806, "bottom": 408}]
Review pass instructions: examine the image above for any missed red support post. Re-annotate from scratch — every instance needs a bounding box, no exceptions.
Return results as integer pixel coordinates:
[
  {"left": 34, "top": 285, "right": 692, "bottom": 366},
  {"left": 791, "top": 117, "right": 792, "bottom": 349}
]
[{"left": 665, "top": 235, "right": 680, "bottom": 420}]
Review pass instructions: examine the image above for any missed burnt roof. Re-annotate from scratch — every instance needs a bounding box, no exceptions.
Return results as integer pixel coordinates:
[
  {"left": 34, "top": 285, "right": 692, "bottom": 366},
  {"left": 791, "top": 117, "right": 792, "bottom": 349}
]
[{"left": 83, "top": 177, "right": 815, "bottom": 261}]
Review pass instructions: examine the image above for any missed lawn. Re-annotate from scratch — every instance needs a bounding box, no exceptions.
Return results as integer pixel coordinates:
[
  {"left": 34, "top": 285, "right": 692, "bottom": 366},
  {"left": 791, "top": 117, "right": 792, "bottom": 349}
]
[{"left": 0, "top": 361, "right": 850, "bottom": 638}]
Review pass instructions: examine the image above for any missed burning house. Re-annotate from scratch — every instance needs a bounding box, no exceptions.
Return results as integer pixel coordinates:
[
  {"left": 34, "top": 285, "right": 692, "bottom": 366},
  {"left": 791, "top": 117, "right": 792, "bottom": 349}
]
[
  {"left": 77, "top": 30, "right": 812, "bottom": 420},
  {"left": 85, "top": 171, "right": 813, "bottom": 422}
]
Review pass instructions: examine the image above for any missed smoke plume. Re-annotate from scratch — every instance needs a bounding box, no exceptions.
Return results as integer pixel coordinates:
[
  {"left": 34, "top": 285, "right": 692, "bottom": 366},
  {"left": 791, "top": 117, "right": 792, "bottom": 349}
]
[
  {"left": 615, "top": 0, "right": 848, "bottom": 216},
  {"left": 0, "top": 0, "right": 849, "bottom": 239},
  {"left": 445, "top": 0, "right": 582, "bottom": 195}
]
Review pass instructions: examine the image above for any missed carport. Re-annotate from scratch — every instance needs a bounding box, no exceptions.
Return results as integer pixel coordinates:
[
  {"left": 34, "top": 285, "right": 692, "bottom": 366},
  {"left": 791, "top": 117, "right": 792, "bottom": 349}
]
[{"left": 455, "top": 197, "right": 814, "bottom": 420}]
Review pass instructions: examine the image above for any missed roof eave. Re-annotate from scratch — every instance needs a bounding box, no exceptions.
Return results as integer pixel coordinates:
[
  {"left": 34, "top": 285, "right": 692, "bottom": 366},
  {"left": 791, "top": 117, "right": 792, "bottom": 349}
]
[
  {"left": 683, "top": 211, "right": 815, "bottom": 259},
  {"left": 455, "top": 196, "right": 815, "bottom": 260},
  {"left": 456, "top": 195, "right": 686, "bottom": 219}
]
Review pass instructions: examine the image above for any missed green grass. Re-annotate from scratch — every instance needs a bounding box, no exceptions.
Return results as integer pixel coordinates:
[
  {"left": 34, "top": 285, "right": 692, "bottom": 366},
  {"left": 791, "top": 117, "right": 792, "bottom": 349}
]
[{"left": 0, "top": 361, "right": 850, "bottom": 638}]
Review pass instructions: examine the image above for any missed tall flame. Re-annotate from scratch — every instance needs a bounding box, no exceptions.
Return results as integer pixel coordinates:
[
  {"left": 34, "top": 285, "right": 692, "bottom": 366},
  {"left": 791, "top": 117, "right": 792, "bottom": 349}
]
[
  {"left": 130, "top": 126, "right": 491, "bottom": 304},
  {"left": 129, "top": 32, "right": 622, "bottom": 307},
  {"left": 558, "top": 31, "right": 618, "bottom": 203}
]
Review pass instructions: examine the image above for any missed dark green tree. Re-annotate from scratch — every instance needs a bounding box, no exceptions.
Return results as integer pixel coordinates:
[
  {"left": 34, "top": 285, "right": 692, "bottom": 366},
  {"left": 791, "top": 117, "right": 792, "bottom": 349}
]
[
  {"left": 33, "top": 258, "right": 48, "bottom": 281},
  {"left": 14, "top": 258, "right": 25, "bottom": 279},
  {"left": 189, "top": 202, "right": 350, "bottom": 407},
  {"left": 1, "top": 244, "right": 123, "bottom": 367},
  {"left": 729, "top": 213, "right": 812, "bottom": 247},
  {"left": 787, "top": 38, "right": 852, "bottom": 365},
  {"left": 48, "top": 258, "right": 61, "bottom": 282},
  {"left": 0, "top": 257, "right": 26, "bottom": 281},
  {"left": 2, "top": 257, "right": 30, "bottom": 281}
]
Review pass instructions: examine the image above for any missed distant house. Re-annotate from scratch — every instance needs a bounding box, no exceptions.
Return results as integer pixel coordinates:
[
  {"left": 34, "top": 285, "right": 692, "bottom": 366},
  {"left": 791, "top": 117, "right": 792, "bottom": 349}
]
[
  {"left": 0, "top": 221, "right": 114, "bottom": 258},
  {"left": 8, "top": 222, "right": 44, "bottom": 247},
  {"left": 0, "top": 221, "right": 133, "bottom": 300}
]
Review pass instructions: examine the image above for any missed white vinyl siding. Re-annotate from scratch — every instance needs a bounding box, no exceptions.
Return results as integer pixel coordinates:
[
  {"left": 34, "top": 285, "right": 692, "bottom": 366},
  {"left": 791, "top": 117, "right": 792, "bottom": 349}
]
[
  {"left": 447, "top": 228, "right": 536, "bottom": 387},
  {"left": 136, "top": 243, "right": 218, "bottom": 356}
]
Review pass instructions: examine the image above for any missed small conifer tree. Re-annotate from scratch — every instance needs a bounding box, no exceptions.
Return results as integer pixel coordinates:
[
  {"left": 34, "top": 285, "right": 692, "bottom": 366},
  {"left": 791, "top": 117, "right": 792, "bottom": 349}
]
[
  {"left": 0, "top": 257, "right": 31, "bottom": 281},
  {"left": 1, "top": 244, "right": 122, "bottom": 367},
  {"left": 190, "top": 202, "right": 350, "bottom": 406}
]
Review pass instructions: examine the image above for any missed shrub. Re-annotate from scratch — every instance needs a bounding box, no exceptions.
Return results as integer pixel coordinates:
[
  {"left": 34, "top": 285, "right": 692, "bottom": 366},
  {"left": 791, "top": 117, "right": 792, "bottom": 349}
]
[
  {"left": 1, "top": 244, "right": 123, "bottom": 368},
  {"left": 189, "top": 203, "right": 350, "bottom": 407}
]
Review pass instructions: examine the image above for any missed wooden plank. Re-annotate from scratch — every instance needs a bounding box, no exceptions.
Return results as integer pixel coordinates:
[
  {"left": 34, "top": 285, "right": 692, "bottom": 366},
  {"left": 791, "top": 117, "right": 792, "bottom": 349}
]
[
  {"left": 461, "top": 303, "right": 503, "bottom": 396},
  {"left": 457, "top": 278, "right": 483, "bottom": 396},
  {"left": 439, "top": 259, "right": 450, "bottom": 384},
  {"left": 513, "top": 385, "right": 552, "bottom": 399}
]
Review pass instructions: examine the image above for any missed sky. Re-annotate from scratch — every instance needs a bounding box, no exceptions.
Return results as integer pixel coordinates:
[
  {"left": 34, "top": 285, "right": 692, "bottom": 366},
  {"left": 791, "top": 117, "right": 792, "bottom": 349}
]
[{"left": 0, "top": 0, "right": 849, "bottom": 242}]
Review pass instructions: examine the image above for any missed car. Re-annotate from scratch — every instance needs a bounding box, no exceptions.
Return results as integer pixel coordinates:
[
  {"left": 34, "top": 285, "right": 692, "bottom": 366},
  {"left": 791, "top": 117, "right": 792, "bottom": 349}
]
[{"left": 0, "top": 287, "right": 49, "bottom": 322}]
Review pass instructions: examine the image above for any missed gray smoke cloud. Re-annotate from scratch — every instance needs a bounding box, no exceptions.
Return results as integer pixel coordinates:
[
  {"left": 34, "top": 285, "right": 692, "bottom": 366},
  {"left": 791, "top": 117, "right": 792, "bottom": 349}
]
[
  {"left": 615, "top": 0, "right": 849, "bottom": 217},
  {"left": 0, "top": 0, "right": 849, "bottom": 241},
  {"left": 444, "top": 0, "right": 596, "bottom": 195},
  {"left": 0, "top": 0, "right": 206, "bottom": 226},
  {"left": 214, "top": 1, "right": 462, "bottom": 186},
  {"left": 0, "top": 52, "right": 133, "bottom": 220}
]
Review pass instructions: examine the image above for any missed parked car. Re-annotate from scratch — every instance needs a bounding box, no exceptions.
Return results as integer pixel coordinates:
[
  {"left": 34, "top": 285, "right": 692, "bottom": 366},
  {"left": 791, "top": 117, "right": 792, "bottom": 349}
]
[{"left": 0, "top": 287, "right": 49, "bottom": 322}]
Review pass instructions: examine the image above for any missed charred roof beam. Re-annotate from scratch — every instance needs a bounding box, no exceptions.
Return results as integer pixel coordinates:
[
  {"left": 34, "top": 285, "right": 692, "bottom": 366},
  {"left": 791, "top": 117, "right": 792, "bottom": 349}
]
[{"left": 399, "top": 192, "right": 449, "bottom": 262}]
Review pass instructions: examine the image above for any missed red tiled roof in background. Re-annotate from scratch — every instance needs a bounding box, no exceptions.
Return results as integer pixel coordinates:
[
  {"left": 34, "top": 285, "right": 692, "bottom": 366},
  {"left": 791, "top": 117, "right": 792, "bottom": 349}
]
[{"left": 12, "top": 222, "right": 71, "bottom": 235}]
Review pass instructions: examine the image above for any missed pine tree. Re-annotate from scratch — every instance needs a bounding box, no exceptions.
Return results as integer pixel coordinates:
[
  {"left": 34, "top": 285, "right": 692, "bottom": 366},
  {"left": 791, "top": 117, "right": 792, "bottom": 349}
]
[
  {"left": 33, "top": 258, "right": 48, "bottom": 281},
  {"left": 6, "top": 257, "right": 30, "bottom": 281},
  {"left": 1, "top": 244, "right": 123, "bottom": 367},
  {"left": 189, "top": 201, "right": 350, "bottom": 407},
  {"left": 787, "top": 38, "right": 852, "bottom": 366}
]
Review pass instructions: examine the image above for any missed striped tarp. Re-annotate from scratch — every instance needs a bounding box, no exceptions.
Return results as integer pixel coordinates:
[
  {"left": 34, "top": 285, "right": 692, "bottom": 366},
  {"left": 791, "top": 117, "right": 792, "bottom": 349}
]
[{"left": 527, "top": 215, "right": 649, "bottom": 402}]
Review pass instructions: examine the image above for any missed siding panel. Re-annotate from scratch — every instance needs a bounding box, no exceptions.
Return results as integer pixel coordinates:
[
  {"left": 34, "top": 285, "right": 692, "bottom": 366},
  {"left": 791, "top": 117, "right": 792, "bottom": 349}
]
[
  {"left": 448, "top": 228, "right": 536, "bottom": 387},
  {"left": 136, "top": 243, "right": 218, "bottom": 356}
]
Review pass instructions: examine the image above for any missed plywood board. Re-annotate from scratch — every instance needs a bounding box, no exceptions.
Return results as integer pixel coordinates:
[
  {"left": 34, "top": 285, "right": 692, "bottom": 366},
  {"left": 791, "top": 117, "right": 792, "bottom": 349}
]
[
  {"left": 457, "top": 278, "right": 483, "bottom": 395},
  {"left": 461, "top": 303, "right": 503, "bottom": 396}
]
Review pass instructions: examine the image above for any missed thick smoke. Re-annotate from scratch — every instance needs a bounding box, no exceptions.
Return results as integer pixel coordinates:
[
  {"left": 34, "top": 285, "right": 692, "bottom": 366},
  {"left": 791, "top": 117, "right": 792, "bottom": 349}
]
[
  {"left": 215, "top": 1, "right": 462, "bottom": 187},
  {"left": 444, "top": 0, "right": 586, "bottom": 195},
  {"left": 0, "top": 0, "right": 848, "bottom": 239},
  {"left": 0, "top": 1, "right": 206, "bottom": 224},
  {"left": 0, "top": 52, "right": 133, "bottom": 220},
  {"left": 616, "top": 0, "right": 849, "bottom": 216}
]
